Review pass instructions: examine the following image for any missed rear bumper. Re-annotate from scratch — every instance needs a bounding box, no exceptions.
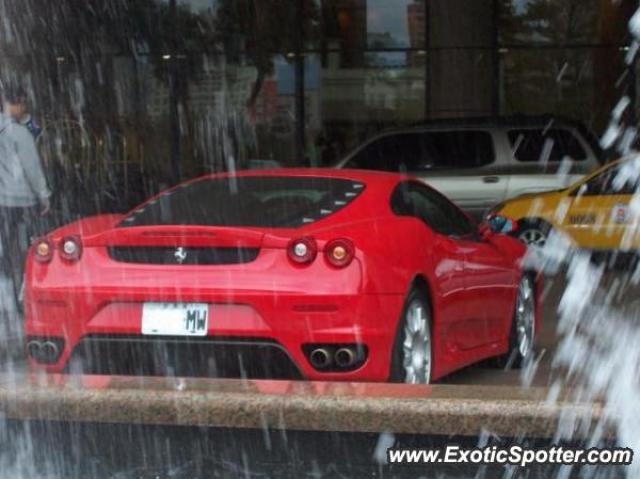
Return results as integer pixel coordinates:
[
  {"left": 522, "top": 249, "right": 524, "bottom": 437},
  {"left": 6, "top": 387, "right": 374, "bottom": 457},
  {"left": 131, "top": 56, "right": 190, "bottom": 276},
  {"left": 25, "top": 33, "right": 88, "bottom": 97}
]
[
  {"left": 66, "top": 336, "right": 305, "bottom": 379},
  {"left": 25, "top": 292, "right": 405, "bottom": 382}
]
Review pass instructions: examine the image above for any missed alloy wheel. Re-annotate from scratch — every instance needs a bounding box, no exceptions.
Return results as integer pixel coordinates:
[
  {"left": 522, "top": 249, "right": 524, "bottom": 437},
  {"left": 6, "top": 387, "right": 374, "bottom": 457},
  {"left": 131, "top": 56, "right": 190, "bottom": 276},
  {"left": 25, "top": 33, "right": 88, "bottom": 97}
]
[
  {"left": 515, "top": 276, "right": 535, "bottom": 358},
  {"left": 402, "top": 299, "right": 431, "bottom": 384}
]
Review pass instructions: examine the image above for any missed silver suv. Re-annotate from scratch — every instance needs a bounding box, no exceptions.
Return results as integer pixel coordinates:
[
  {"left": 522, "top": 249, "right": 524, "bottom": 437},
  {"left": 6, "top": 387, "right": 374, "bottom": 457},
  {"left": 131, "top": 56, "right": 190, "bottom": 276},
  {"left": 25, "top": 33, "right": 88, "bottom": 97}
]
[{"left": 334, "top": 116, "right": 603, "bottom": 219}]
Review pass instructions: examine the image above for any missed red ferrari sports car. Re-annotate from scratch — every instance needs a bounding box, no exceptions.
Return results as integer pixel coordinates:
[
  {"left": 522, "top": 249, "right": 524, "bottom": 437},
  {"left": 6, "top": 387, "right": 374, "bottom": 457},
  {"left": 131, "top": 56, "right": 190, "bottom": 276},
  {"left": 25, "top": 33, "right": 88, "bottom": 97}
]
[{"left": 24, "top": 169, "right": 540, "bottom": 383}]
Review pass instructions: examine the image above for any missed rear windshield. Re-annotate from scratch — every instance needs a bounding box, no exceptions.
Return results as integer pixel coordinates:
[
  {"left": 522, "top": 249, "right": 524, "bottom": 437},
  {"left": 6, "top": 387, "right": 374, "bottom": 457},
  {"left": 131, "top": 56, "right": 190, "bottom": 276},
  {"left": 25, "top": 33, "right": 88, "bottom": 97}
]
[{"left": 119, "top": 176, "right": 365, "bottom": 228}]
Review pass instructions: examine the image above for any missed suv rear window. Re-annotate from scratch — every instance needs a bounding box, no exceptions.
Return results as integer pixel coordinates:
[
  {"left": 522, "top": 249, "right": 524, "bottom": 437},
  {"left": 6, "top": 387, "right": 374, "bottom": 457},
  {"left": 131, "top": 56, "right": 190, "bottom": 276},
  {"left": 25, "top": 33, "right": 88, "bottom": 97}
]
[
  {"left": 120, "top": 176, "right": 365, "bottom": 228},
  {"left": 508, "top": 128, "right": 587, "bottom": 162},
  {"left": 345, "top": 130, "right": 494, "bottom": 171}
]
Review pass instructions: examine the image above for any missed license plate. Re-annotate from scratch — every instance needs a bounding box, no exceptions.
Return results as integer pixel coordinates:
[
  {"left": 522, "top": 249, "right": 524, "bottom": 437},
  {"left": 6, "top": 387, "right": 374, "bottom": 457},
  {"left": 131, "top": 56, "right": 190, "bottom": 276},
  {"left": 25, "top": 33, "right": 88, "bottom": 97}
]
[{"left": 141, "top": 303, "right": 209, "bottom": 336}]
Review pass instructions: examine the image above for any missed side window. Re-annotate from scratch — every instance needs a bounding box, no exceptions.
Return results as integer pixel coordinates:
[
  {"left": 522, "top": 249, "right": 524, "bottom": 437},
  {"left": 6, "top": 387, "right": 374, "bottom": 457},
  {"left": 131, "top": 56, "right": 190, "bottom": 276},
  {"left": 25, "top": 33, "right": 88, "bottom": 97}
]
[
  {"left": 345, "top": 134, "right": 429, "bottom": 171},
  {"left": 420, "top": 131, "right": 495, "bottom": 169},
  {"left": 346, "top": 130, "right": 494, "bottom": 172},
  {"left": 345, "top": 138, "right": 389, "bottom": 171},
  {"left": 391, "top": 182, "right": 475, "bottom": 236},
  {"left": 509, "top": 128, "right": 587, "bottom": 163}
]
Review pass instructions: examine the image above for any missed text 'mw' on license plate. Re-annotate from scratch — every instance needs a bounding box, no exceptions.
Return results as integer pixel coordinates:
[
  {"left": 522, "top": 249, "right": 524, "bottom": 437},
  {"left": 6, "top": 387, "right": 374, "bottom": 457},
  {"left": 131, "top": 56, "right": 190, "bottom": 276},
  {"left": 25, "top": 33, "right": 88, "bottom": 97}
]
[{"left": 142, "top": 303, "right": 209, "bottom": 336}]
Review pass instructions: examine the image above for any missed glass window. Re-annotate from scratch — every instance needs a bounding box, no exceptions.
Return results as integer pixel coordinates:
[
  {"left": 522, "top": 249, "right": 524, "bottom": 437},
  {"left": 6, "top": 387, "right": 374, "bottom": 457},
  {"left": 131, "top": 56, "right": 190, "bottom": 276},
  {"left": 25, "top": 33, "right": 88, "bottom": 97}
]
[
  {"left": 170, "top": 51, "right": 304, "bottom": 174},
  {"left": 498, "top": 0, "right": 600, "bottom": 45},
  {"left": 421, "top": 130, "right": 495, "bottom": 169},
  {"left": 345, "top": 130, "right": 494, "bottom": 171},
  {"left": 391, "top": 181, "right": 475, "bottom": 236},
  {"left": 320, "top": 0, "right": 425, "bottom": 51},
  {"left": 345, "top": 133, "right": 430, "bottom": 171},
  {"left": 499, "top": 47, "right": 618, "bottom": 131},
  {"left": 508, "top": 128, "right": 587, "bottom": 163},
  {"left": 120, "top": 176, "right": 365, "bottom": 228},
  {"left": 306, "top": 51, "right": 426, "bottom": 166}
]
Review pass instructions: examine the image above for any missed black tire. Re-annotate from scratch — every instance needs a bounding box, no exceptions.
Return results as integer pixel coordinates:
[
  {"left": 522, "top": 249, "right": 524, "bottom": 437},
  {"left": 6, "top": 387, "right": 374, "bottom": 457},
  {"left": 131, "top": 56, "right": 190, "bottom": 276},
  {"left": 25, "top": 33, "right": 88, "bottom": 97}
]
[
  {"left": 512, "top": 219, "right": 552, "bottom": 247},
  {"left": 389, "top": 287, "right": 433, "bottom": 384},
  {"left": 495, "top": 274, "right": 536, "bottom": 369}
]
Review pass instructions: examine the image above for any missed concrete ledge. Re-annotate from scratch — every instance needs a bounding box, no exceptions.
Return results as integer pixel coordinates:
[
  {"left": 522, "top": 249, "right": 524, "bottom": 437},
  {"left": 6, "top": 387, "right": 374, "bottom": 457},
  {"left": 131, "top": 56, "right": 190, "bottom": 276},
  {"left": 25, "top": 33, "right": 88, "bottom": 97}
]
[{"left": 0, "top": 374, "right": 607, "bottom": 438}]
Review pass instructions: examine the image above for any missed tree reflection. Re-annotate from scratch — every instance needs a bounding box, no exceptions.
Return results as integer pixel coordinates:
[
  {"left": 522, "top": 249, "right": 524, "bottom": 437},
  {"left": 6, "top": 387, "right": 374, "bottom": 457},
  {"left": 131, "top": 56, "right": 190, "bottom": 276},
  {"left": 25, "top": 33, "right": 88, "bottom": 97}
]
[{"left": 214, "top": 0, "right": 319, "bottom": 108}]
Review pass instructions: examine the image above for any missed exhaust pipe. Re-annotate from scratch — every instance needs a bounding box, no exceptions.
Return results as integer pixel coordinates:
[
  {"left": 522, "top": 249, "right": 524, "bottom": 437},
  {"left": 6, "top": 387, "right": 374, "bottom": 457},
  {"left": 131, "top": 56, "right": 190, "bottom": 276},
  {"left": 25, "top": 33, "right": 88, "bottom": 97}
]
[
  {"left": 27, "top": 339, "right": 61, "bottom": 364},
  {"left": 27, "top": 340, "right": 42, "bottom": 360},
  {"left": 309, "top": 348, "right": 332, "bottom": 369},
  {"left": 42, "top": 341, "right": 60, "bottom": 362},
  {"left": 334, "top": 347, "right": 356, "bottom": 368}
]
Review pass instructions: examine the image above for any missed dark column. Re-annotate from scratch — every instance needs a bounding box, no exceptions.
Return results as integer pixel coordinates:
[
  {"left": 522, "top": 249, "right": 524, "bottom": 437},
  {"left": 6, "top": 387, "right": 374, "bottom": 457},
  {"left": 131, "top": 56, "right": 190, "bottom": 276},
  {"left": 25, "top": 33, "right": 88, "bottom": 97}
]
[
  {"left": 424, "top": 0, "right": 431, "bottom": 119},
  {"left": 295, "top": 0, "right": 306, "bottom": 165},
  {"left": 593, "top": 0, "right": 638, "bottom": 131},
  {"left": 168, "top": 0, "right": 182, "bottom": 183},
  {"left": 491, "top": 0, "right": 500, "bottom": 116},
  {"left": 427, "top": 0, "right": 496, "bottom": 119}
]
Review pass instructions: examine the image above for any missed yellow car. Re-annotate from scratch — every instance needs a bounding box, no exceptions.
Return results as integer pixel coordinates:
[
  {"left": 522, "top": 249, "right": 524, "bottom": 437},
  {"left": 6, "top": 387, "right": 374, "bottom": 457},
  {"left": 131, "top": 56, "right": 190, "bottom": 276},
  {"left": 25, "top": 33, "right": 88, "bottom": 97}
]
[{"left": 490, "top": 156, "right": 640, "bottom": 250}]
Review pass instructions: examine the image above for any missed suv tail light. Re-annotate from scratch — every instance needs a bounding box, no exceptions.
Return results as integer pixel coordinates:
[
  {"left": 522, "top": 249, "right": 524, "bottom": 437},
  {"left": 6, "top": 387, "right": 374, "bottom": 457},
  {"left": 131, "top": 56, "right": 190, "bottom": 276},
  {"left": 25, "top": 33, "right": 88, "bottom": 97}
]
[
  {"left": 287, "top": 237, "right": 317, "bottom": 265},
  {"left": 33, "top": 238, "right": 54, "bottom": 263},
  {"left": 325, "top": 238, "right": 355, "bottom": 268},
  {"left": 59, "top": 235, "right": 82, "bottom": 262}
]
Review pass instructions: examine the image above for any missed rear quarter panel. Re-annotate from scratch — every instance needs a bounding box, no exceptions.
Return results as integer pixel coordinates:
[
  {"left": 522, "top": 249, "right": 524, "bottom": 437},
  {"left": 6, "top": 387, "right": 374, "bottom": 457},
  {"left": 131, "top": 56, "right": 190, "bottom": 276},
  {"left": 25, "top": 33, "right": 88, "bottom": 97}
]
[
  {"left": 300, "top": 175, "right": 438, "bottom": 297},
  {"left": 313, "top": 216, "right": 437, "bottom": 296}
]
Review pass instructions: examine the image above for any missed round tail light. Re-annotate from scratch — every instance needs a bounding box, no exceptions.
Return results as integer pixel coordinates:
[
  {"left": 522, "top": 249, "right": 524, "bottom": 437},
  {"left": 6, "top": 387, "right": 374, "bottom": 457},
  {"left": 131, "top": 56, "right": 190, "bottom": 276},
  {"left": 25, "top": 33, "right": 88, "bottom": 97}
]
[
  {"left": 59, "top": 235, "right": 82, "bottom": 262},
  {"left": 287, "top": 237, "right": 317, "bottom": 265},
  {"left": 33, "top": 238, "right": 54, "bottom": 263},
  {"left": 325, "top": 238, "right": 355, "bottom": 268}
]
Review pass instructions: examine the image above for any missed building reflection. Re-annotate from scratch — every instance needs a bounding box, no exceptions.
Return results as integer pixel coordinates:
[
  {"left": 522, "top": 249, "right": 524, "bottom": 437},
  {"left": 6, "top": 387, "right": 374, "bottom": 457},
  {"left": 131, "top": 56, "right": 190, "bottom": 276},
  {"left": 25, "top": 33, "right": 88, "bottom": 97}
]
[{"left": 0, "top": 0, "right": 636, "bottom": 217}]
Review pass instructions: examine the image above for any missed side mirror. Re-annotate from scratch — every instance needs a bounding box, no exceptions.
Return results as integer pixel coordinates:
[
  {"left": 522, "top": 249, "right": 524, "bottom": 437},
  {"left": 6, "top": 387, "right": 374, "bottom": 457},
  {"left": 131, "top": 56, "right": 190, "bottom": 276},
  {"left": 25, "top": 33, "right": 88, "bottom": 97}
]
[{"left": 482, "top": 214, "right": 518, "bottom": 237}]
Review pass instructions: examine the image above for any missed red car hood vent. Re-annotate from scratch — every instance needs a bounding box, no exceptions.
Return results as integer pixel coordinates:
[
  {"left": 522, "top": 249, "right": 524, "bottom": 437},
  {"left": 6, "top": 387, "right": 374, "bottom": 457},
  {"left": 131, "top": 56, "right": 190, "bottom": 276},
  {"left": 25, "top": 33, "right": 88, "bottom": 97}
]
[{"left": 107, "top": 246, "right": 260, "bottom": 265}]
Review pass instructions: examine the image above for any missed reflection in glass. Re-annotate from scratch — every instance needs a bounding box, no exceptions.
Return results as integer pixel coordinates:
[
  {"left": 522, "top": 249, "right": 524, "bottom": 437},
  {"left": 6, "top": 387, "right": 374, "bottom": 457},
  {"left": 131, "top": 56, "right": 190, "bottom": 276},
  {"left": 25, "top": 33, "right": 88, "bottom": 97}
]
[
  {"left": 499, "top": 0, "right": 599, "bottom": 45},
  {"left": 306, "top": 51, "right": 425, "bottom": 166},
  {"left": 320, "top": 0, "right": 425, "bottom": 52},
  {"left": 500, "top": 48, "right": 608, "bottom": 128}
]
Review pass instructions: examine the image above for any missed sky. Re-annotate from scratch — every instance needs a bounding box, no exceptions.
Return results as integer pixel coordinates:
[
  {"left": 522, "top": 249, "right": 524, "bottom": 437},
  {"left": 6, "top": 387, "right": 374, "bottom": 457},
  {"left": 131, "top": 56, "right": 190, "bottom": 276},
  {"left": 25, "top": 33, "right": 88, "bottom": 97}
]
[
  {"left": 366, "top": 0, "right": 413, "bottom": 47},
  {"left": 513, "top": 0, "right": 530, "bottom": 14}
]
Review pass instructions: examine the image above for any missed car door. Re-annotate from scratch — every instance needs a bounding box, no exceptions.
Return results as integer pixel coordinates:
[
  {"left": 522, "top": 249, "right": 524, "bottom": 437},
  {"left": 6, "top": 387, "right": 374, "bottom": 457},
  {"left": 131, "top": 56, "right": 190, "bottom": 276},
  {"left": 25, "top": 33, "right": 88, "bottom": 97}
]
[
  {"left": 560, "top": 164, "right": 636, "bottom": 250},
  {"left": 404, "top": 182, "right": 510, "bottom": 350},
  {"left": 455, "top": 237, "right": 517, "bottom": 345}
]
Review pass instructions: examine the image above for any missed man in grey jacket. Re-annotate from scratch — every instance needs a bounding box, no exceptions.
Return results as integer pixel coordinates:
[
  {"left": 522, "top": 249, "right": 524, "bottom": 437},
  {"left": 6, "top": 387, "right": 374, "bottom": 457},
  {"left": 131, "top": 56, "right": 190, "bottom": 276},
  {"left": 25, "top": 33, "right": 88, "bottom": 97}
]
[
  {"left": 4, "top": 88, "right": 42, "bottom": 139},
  {"left": 0, "top": 85, "right": 51, "bottom": 307}
]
